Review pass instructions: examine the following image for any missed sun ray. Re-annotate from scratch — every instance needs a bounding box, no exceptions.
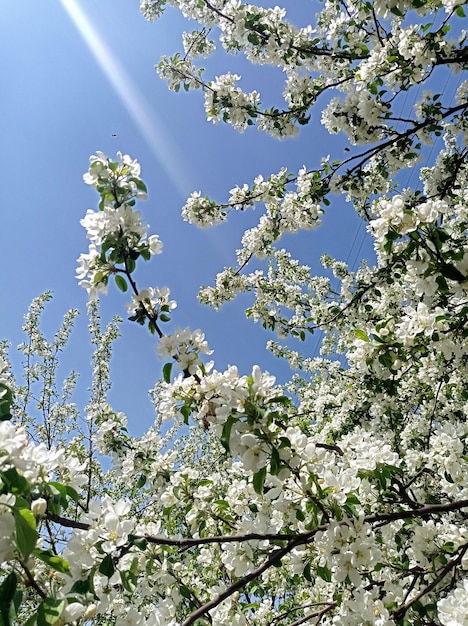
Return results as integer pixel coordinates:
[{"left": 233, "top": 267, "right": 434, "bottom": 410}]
[{"left": 59, "top": 0, "right": 195, "bottom": 198}]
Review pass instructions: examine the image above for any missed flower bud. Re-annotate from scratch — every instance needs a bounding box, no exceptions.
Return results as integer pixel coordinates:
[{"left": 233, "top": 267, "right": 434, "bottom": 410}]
[{"left": 31, "top": 498, "right": 47, "bottom": 517}]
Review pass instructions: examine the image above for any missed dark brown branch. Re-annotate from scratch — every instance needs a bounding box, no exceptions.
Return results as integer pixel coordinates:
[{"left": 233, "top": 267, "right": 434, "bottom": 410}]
[
  {"left": 270, "top": 602, "right": 336, "bottom": 625},
  {"left": 288, "top": 604, "right": 336, "bottom": 626},
  {"left": 180, "top": 499, "right": 468, "bottom": 625},
  {"left": 316, "top": 442, "right": 344, "bottom": 456},
  {"left": 337, "top": 102, "right": 467, "bottom": 180},
  {"left": 181, "top": 536, "right": 305, "bottom": 626},
  {"left": 47, "top": 512, "right": 89, "bottom": 531},
  {"left": 140, "top": 531, "right": 300, "bottom": 548},
  {"left": 203, "top": 0, "right": 234, "bottom": 23},
  {"left": 120, "top": 244, "right": 164, "bottom": 339},
  {"left": 393, "top": 543, "right": 468, "bottom": 621},
  {"left": 20, "top": 561, "right": 47, "bottom": 600},
  {"left": 370, "top": 499, "right": 468, "bottom": 523},
  {"left": 48, "top": 497, "right": 468, "bottom": 545},
  {"left": 45, "top": 501, "right": 468, "bottom": 626}
]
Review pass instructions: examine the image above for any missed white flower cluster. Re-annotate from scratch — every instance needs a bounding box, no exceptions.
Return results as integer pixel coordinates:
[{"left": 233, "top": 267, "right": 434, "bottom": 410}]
[
  {"left": 181, "top": 191, "right": 225, "bottom": 227},
  {"left": 182, "top": 29, "right": 215, "bottom": 59},
  {"left": 0, "top": 419, "right": 85, "bottom": 563},
  {"left": 127, "top": 286, "right": 176, "bottom": 318},
  {"left": 321, "top": 92, "right": 389, "bottom": 145},
  {"left": 62, "top": 497, "right": 137, "bottom": 618},
  {"left": 144, "top": 343, "right": 467, "bottom": 626},
  {"left": 0, "top": 492, "right": 16, "bottom": 563},
  {"left": 205, "top": 73, "right": 260, "bottom": 132},
  {"left": 76, "top": 243, "right": 108, "bottom": 299},
  {"left": 80, "top": 205, "right": 148, "bottom": 247},
  {"left": 144, "top": 0, "right": 467, "bottom": 173},
  {"left": 83, "top": 150, "right": 142, "bottom": 188},
  {"left": 369, "top": 194, "right": 450, "bottom": 243},
  {"left": 0, "top": 420, "right": 62, "bottom": 485},
  {"left": 437, "top": 579, "right": 468, "bottom": 626},
  {"left": 157, "top": 53, "right": 206, "bottom": 92},
  {"left": 2, "top": 0, "right": 467, "bottom": 623},
  {"left": 139, "top": 0, "right": 165, "bottom": 21},
  {"left": 77, "top": 152, "right": 163, "bottom": 299},
  {"left": 199, "top": 267, "right": 252, "bottom": 310},
  {"left": 156, "top": 326, "right": 213, "bottom": 374}
]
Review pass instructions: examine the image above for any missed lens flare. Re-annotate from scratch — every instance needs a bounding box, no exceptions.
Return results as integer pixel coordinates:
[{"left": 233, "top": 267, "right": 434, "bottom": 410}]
[{"left": 59, "top": 0, "right": 195, "bottom": 197}]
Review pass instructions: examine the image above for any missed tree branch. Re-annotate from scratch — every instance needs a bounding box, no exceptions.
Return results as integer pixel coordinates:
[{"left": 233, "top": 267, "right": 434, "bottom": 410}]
[
  {"left": 47, "top": 513, "right": 90, "bottom": 531},
  {"left": 179, "top": 499, "right": 468, "bottom": 625},
  {"left": 393, "top": 543, "right": 468, "bottom": 621}
]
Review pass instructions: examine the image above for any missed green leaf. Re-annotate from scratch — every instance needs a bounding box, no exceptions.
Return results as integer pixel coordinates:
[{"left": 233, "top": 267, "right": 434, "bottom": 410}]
[
  {"left": 179, "top": 585, "right": 192, "bottom": 600},
  {"left": 220, "top": 416, "right": 236, "bottom": 453},
  {"left": 14, "top": 509, "right": 38, "bottom": 561},
  {"left": 35, "top": 550, "right": 70, "bottom": 575},
  {"left": 0, "top": 572, "right": 20, "bottom": 626},
  {"left": 136, "top": 473, "right": 147, "bottom": 488},
  {"left": 1, "top": 467, "right": 29, "bottom": 496},
  {"left": 0, "top": 572, "right": 17, "bottom": 605},
  {"left": 180, "top": 403, "right": 191, "bottom": 425},
  {"left": 65, "top": 485, "right": 80, "bottom": 503},
  {"left": 270, "top": 447, "right": 281, "bottom": 475},
  {"left": 267, "top": 395, "right": 291, "bottom": 406},
  {"left": 94, "top": 271, "right": 107, "bottom": 285},
  {"left": 99, "top": 554, "right": 115, "bottom": 578},
  {"left": 45, "top": 482, "right": 67, "bottom": 506},
  {"left": 115, "top": 275, "right": 128, "bottom": 292},
  {"left": 43, "top": 481, "right": 73, "bottom": 515},
  {"left": 140, "top": 247, "right": 151, "bottom": 261},
  {"left": 343, "top": 492, "right": 361, "bottom": 518},
  {"left": 253, "top": 466, "right": 267, "bottom": 495},
  {"left": 440, "top": 263, "right": 465, "bottom": 283},
  {"left": 128, "top": 535, "right": 148, "bottom": 551},
  {"left": 302, "top": 563, "right": 313, "bottom": 583},
  {"left": 354, "top": 329, "right": 370, "bottom": 342},
  {"left": 214, "top": 499, "right": 229, "bottom": 511},
  {"left": 37, "top": 598, "right": 65, "bottom": 626},
  {"left": 455, "top": 5, "right": 465, "bottom": 16},
  {"left": 69, "top": 578, "right": 91, "bottom": 596},
  {"left": 129, "top": 177, "right": 147, "bottom": 193},
  {"left": 436, "top": 275, "right": 449, "bottom": 294},
  {"left": 120, "top": 570, "right": 137, "bottom": 594},
  {"left": 317, "top": 563, "right": 332, "bottom": 582},
  {"left": 198, "top": 479, "right": 213, "bottom": 487},
  {"left": 162, "top": 362, "right": 172, "bottom": 384},
  {"left": 378, "top": 351, "right": 394, "bottom": 369},
  {"left": 126, "top": 257, "right": 137, "bottom": 273},
  {"left": 303, "top": 562, "right": 312, "bottom": 582}
]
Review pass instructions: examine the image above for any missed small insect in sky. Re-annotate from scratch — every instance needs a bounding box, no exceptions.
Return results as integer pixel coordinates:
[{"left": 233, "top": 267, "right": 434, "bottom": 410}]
[{"left": 112, "top": 133, "right": 117, "bottom": 137}]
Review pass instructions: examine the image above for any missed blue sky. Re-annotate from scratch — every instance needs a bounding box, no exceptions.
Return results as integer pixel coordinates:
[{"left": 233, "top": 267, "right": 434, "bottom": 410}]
[{"left": 1, "top": 0, "right": 373, "bottom": 434}]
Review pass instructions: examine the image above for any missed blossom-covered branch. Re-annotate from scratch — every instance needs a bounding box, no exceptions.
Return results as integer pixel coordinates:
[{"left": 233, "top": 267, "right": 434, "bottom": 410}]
[{"left": 0, "top": 0, "right": 467, "bottom": 624}]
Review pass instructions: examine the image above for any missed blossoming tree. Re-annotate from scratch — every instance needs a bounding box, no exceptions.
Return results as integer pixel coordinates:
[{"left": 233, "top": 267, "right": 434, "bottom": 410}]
[{"left": 1, "top": 0, "right": 467, "bottom": 624}]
